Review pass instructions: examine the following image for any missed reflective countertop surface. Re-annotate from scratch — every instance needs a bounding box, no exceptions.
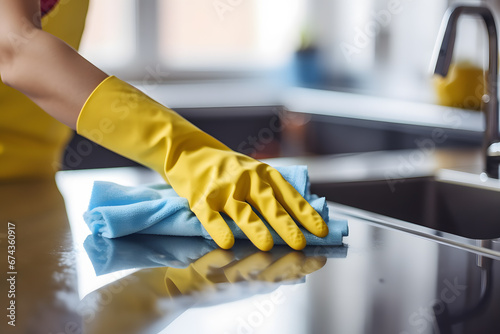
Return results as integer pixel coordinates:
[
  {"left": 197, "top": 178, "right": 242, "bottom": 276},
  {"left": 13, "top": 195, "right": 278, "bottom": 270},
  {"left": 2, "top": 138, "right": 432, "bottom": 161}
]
[{"left": 1, "top": 164, "right": 499, "bottom": 334}]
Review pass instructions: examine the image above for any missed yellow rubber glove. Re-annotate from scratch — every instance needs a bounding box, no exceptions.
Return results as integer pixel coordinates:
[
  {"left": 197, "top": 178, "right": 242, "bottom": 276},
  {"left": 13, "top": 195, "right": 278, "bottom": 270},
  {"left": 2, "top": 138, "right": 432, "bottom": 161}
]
[{"left": 76, "top": 76, "right": 328, "bottom": 251}]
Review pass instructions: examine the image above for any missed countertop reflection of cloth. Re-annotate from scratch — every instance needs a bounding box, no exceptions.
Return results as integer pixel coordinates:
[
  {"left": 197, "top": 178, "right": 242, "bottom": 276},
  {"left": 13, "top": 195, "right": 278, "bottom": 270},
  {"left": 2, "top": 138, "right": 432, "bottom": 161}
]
[
  {"left": 81, "top": 236, "right": 348, "bottom": 334},
  {"left": 84, "top": 234, "right": 349, "bottom": 276},
  {"left": 83, "top": 166, "right": 348, "bottom": 246}
]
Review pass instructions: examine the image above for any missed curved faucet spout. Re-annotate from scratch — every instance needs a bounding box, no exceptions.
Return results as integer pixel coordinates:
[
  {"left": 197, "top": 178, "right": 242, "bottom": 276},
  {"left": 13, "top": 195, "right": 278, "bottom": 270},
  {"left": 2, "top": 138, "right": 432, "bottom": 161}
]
[{"left": 432, "top": 5, "right": 500, "bottom": 178}]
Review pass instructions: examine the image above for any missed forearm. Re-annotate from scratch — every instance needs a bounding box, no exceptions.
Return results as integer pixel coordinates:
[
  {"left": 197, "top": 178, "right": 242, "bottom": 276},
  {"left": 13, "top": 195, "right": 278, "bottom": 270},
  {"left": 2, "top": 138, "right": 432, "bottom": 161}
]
[{"left": 0, "top": 19, "right": 108, "bottom": 129}]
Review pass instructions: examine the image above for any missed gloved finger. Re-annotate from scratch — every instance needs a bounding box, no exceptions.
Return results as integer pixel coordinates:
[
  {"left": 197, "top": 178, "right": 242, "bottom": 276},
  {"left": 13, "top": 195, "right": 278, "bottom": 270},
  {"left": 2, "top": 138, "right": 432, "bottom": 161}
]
[
  {"left": 257, "top": 252, "right": 306, "bottom": 282},
  {"left": 192, "top": 249, "right": 235, "bottom": 284},
  {"left": 224, "top": 199, "right": 274, "bottom": 251},
  {"left": 267, "top": 169, "right": 328, "bottom": 238},
  {"left": 301, "top": 256, "right": 328, "bottom": 275},
  {"left": 192, "top": 207, "right": 235, "bottom": 249},
  {"left": 191, "top": 249, "right": 235, "bottom": 275},
  {"left": 247, "top": 184, "right": 307, "bottom": 250},
  {"left": 164, "top": 276, "right": 182, "bottom": 298},
  {"left": 165, "top": 266, "right": 217, "bottom": 295},
  {"left": 223, "top": 252, "right": 273, "bottom": 283},
  {"left": 163, "top": 250, "right": 235, "bottom": 296},
  {"left": 257, "top": 252, "right": 326, "bottom": 282}
]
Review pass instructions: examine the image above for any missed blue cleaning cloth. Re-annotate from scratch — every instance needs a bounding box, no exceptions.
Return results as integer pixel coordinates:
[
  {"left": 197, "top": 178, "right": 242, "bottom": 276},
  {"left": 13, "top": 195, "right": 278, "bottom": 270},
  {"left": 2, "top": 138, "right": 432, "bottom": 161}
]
[{"left": 83, "top": 166, "right": 348, "bottom": 246}]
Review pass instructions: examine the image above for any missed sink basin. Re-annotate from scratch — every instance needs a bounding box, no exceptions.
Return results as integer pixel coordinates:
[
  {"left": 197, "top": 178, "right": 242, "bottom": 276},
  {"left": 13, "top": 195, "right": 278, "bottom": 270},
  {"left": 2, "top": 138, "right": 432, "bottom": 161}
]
[{"left": 311, "top": 170, "right": 500, "bottom": 240}]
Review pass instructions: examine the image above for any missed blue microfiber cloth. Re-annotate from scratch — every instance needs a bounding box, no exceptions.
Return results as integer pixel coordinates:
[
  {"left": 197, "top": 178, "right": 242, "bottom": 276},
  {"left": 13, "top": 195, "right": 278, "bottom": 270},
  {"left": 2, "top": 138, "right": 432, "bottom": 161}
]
[{"left": 83, "top": 166, "right": 348, "bottom": 246}]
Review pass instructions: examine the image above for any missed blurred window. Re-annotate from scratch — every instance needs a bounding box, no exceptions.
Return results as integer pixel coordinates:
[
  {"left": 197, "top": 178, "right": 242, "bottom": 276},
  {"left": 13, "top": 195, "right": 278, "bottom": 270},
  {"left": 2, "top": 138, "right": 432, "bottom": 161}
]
[
  {"left": 79, "top": 0, "right": 136, "bottom": 70},
  {"left": 79, "top": 0, "right": 492, "bottom": 104},
  {"left": 79, "top": 0, "right": 306, "bottom": 78}
]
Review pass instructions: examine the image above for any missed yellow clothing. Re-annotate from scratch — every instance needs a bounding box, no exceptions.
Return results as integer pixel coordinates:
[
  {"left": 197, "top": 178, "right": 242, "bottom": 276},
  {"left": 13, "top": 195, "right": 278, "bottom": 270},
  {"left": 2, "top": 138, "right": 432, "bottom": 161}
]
[{"left": 0, "top": 0, "right": 90, "bottom": 181}]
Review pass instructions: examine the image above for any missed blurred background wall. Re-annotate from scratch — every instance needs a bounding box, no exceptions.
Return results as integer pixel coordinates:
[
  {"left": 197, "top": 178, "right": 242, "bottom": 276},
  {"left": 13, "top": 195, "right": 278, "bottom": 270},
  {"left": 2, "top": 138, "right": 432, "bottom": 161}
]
[
  {"left": 64, "top": 0, "right": 496, "bottom": 169},
  {"left": 78, "top": 0, "right": 496, "bottom": 103}
]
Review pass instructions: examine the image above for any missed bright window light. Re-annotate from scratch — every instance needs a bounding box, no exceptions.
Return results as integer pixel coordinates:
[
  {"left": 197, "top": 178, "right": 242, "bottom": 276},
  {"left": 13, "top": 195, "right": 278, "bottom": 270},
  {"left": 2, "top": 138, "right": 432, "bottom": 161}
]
[
  {"left": 157, "top": 0, "right": 306, "bottom": 70},
  {"left": 79, "top": 0, "right": 136, "bottom": 70}
]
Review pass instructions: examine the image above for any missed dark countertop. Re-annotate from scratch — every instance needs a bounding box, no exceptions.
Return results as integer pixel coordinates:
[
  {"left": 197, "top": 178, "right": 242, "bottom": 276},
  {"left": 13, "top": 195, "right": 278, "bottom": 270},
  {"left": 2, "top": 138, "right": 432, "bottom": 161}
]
[{"left": 1, "top": 162, "right": 499, "bottom": 334}]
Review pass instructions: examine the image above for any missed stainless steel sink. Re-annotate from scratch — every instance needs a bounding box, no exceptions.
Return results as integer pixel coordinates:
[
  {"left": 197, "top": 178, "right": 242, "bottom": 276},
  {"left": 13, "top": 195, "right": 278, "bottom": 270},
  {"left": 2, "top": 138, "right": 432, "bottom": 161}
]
[{"left": 312, "top": 169, "right": 500, "bottom": 240}]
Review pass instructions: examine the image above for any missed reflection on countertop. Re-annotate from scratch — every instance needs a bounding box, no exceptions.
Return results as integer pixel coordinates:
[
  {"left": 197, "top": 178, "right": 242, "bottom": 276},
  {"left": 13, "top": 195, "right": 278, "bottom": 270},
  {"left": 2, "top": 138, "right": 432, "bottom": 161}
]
[
  {"left": 0, "top": 179, "right": 80, "bottom": 333},
  {"left": 81, "top": 235, "right": 339, "bottom": 334},
  {"left": 1, "top": 163, "right": 500, "bottom": 333}
]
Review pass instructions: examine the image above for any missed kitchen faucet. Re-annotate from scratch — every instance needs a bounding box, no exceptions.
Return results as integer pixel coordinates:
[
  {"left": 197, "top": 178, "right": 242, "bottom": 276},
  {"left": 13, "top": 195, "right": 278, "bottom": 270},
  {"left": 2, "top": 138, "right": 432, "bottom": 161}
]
[{"left": 432, "top": 5, "right": 500, "bottom": 178}]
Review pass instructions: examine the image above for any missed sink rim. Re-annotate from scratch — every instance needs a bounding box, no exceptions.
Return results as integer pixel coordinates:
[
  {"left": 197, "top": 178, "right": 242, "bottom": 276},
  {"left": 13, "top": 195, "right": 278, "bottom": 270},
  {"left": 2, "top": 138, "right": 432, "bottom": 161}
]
[
  {"left": 267, "top": 152, "right": 500, "bottom": 258},
  {"left": 329, "top": 201, "right": 500, "bottom": 261},
  {"left": 435, "top": 168, "right": 500, "bottom": 191}
]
